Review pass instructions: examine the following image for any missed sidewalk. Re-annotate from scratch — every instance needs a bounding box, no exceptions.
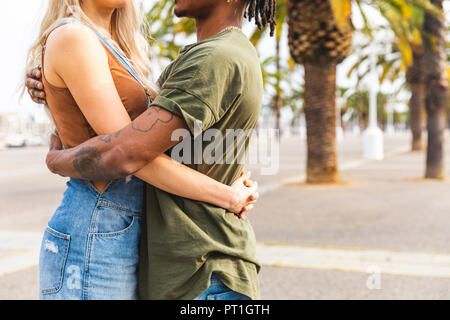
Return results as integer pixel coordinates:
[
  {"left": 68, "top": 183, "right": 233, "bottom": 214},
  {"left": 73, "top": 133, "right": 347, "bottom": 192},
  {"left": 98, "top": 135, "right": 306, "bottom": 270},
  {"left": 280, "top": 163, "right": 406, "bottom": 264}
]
[
  {"left": 250, "top": 134, "right": 450, "bottom": 299},
  {"left": 1, "top": 133, "right": 450, "bottom": 299}
]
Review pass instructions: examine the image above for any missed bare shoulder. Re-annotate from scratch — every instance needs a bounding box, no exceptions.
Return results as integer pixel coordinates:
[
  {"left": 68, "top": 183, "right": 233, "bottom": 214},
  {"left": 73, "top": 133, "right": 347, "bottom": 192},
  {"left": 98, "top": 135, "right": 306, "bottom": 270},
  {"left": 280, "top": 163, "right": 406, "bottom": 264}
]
[
  {"left": 43, "top": 22, "right": 110, "bottom": 87},
  {"left": 45, "top": 22, "right": 105, "bottom": 58}
]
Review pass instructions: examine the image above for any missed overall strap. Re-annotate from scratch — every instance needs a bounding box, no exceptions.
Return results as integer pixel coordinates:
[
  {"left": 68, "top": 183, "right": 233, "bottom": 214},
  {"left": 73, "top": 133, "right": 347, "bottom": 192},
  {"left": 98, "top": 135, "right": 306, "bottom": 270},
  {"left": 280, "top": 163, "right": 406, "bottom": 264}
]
[{"left": 84, "top": 24, "right": 146, "bottom": 89}]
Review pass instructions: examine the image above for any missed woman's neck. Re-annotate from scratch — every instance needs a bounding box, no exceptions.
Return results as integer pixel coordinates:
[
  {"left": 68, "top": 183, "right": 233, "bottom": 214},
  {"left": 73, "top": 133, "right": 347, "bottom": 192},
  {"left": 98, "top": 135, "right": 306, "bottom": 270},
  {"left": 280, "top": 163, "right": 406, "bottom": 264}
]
[{"left": 80, "top": 1, "right": 114, "bottom": 36}]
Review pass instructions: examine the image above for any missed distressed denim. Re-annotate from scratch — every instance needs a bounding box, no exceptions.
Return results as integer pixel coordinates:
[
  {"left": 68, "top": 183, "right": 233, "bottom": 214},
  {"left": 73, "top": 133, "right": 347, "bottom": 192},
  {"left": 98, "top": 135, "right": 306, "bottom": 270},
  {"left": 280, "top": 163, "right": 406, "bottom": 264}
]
[
  {"left": 39, "top": 177, "right": 143, "bottom": 300},
  {"left": 195, "top": 274, "right": 251, "bottom": 300}
]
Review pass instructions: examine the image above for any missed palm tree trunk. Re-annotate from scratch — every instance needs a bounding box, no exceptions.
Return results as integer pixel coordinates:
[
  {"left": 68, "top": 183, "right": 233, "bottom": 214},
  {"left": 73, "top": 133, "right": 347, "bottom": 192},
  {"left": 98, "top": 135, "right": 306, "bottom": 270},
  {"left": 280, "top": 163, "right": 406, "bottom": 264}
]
[
  {"left": 304, "top": 62, "right": 338, "bottom": 183},
  {"left": 407, "top": 51, "right": 426, "bottom": 151},
  {"left": 425, "top": 107, "right": 446, "bottom": 178},
  {"left": 275, "top": 37, "right": 282, "bottom": 136},
  {"left": 410, "top": 82, "right": 426, "bottom": 151},
  {"left": 423, "top": 0, "right": 448, "bottom": 179}
]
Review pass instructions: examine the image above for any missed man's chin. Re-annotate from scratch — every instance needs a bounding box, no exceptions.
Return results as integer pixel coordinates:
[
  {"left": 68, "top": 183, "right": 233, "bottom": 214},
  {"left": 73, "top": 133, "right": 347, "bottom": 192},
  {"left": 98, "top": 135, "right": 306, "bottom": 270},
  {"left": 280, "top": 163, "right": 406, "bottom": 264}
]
[
  {"left": 173, "top": 7, "right": 184, "bottom": 18},
  {"left": 174, "top": 6, "right": 190, "bottom": 18}
]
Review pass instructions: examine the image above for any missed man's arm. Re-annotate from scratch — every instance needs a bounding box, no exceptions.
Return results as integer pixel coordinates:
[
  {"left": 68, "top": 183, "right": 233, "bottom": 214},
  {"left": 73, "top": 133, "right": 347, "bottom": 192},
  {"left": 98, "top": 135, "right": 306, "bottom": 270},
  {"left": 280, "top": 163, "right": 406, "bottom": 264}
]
[{"left": 47, "top": 105, "right": 188, "bottom": 181}]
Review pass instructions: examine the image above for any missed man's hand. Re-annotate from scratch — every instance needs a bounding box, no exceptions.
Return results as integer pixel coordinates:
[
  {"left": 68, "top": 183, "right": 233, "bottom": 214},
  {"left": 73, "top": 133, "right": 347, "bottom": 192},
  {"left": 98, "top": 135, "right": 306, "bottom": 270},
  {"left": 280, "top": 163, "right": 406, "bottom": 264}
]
[{"left": 25, "top": 68, "right": 46, "bottom": 104}]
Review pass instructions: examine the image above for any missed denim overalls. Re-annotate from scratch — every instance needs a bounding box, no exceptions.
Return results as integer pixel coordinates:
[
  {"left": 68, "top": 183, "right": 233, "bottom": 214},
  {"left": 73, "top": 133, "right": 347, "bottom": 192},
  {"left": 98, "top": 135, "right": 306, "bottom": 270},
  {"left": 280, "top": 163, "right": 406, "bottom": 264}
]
[{"left": 39, "top": 19, "right": 149, "bottom": 300}]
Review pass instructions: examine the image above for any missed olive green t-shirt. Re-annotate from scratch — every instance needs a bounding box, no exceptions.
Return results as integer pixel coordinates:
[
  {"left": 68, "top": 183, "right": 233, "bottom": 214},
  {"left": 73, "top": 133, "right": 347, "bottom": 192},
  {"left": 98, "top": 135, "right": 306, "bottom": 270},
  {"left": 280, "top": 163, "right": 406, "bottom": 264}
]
[{"left": 139, "top": 29, "right": 263, "bottom": 300}]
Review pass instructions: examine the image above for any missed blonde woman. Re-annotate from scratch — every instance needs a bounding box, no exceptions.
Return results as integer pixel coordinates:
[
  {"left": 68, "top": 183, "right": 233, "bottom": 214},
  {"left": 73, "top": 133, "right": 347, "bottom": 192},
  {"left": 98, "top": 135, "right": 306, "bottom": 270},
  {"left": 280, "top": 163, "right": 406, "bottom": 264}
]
[{"left": 26, "top": 0, "right": 258, "bottom": 300}]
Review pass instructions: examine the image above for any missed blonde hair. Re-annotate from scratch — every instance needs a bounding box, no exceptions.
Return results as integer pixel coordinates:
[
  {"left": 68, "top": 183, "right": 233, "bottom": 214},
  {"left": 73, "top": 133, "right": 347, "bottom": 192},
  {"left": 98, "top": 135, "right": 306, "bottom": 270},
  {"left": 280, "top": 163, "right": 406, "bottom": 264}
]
[{"left": 26, "top": 0, "right": 155, "bottom": 91}]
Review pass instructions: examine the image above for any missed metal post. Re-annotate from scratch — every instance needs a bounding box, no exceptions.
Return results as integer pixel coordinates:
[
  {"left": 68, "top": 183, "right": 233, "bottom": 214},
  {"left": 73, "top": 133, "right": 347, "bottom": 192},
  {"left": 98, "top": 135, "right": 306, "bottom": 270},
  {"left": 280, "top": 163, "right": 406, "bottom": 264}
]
[
  {"left": 362, "top": 49, "right": 384, "bottom": 160},
  {"left": 386, "top": 104, "right": 395, "bottom": 135}
]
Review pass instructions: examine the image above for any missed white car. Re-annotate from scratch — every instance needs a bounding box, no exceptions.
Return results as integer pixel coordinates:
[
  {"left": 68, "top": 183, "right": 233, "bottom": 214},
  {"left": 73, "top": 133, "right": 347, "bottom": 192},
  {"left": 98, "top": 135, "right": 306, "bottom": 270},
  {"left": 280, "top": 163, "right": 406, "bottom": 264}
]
[
  {"left": 26, "top": 135, "right": 45, "bottom": 147},
  {"left": 5, "top": 134, "right": 27, "bottom": 148}
]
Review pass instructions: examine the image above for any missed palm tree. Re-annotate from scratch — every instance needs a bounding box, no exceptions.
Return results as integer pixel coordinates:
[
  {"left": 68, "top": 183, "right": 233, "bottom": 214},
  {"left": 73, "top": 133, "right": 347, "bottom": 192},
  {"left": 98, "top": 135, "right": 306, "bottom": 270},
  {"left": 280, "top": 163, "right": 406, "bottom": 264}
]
[
  {"left": 287, "top": 0, "right": 353, "bottom": 183},
  {"left": 352, "top": 0, "right": 438, "bottom": 152},
  {"left": 407, "top": 49, "right": 426, "bottom": 151},
  {"left": 375, "top": 1, "right": 428, "bottom": 151},
  {"left": 422, "top": 0, "right": 448, "bottom": 179},
  {"left": 248, "top": 1, "right": 289, "bottom": 134},
  {"left": 145, "top": 0, "right": 195, "bottom": 62},
  {"left": 348, "top": 41, "right": 426, "bottom": 150}
]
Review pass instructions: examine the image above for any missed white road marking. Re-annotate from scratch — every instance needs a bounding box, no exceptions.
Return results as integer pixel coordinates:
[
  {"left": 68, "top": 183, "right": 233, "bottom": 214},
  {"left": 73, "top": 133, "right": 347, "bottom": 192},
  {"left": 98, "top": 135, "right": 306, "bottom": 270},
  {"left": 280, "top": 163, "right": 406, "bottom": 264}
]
[
  {"left": 257, "top": 243, "right": 450, "bottom": 278},
  {"left": 0, "top": 231, "right": 42, "bottom": 250},
  {"left": 1, "top": 230, "right": 450, "bottom": 279},
  {"left": 0, "top": 250, "right": 40, "bottom": 277},
  {"left": 0, "top": 231, "right": 41, "bottom": 276}
]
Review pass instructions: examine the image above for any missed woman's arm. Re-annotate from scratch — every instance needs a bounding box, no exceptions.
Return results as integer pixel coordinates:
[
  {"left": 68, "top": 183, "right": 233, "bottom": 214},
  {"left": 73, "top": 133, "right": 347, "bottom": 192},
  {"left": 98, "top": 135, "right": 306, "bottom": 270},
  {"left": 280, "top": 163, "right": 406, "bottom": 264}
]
[
  {"left": 134, "top": 154, "right": 258, "bottom": 214},
  {"left": 43, "top": 24, "right": 258, "bottom": 214}
]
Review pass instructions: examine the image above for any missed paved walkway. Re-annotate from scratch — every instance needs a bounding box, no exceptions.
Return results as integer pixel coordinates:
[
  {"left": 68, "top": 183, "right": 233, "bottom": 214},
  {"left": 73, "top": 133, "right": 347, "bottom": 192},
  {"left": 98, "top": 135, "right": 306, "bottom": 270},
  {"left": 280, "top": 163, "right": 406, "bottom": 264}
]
[
  {"left": 250, "top": 133, "right": 450, "bottom": 299},
  {"left": 1, "top": 132, "right": 450, "bottom": 299}
]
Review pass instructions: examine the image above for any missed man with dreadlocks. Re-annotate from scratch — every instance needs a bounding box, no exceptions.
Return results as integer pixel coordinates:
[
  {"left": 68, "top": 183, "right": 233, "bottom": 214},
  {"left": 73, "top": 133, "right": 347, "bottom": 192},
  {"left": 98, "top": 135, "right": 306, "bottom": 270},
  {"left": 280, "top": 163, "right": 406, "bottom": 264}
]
[{"left": 26, "top": 0, "right": 276, "bottom": 300}]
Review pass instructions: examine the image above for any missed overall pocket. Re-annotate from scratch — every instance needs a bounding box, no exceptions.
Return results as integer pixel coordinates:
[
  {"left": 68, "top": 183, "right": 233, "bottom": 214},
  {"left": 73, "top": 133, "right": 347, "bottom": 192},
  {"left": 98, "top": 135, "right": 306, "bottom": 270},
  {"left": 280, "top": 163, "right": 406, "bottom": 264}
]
[
  {"left": 90, "top": 201, "right": 139, "bottom": 235},
  {"left": 39, "top": 226, "right": 70, "bottom": 295},
  {"left": 85, "top": 215, "right": 141, "bottom": 300}
]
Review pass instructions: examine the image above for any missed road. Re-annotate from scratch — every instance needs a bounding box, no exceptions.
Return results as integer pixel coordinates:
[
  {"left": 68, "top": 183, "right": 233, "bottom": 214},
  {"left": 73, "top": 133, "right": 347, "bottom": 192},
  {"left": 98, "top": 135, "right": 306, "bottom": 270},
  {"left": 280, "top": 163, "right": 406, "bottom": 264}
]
[{"left": 1, "top": 132, "right": 450, "bottom": 299}]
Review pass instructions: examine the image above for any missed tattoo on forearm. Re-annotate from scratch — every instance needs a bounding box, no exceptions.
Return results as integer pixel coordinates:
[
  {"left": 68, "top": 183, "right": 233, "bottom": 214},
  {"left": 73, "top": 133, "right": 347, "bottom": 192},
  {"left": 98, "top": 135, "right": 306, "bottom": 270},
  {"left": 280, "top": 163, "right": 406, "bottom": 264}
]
[
  {"left": 72, "top": 146, "right": 115, "bottom": 181},
  {"left": 131, "top": 106, "right": 174, "bottom": 133},
  {"left": 71, "top": 107, "right": 175, "bottom": 180},
  {"left": 99, "top": 134, "right": 113, "bottom": 143},
  {"left": 99, "top": 130, "right": 122, "bottom": 144}
]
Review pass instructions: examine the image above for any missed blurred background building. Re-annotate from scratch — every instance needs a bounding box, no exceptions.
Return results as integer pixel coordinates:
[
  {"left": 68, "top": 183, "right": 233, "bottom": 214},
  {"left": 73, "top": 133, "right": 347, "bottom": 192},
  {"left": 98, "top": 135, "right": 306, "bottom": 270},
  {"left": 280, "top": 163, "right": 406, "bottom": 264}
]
[{"left": 0, "top": 1, "right": 50, "bottom": 149}]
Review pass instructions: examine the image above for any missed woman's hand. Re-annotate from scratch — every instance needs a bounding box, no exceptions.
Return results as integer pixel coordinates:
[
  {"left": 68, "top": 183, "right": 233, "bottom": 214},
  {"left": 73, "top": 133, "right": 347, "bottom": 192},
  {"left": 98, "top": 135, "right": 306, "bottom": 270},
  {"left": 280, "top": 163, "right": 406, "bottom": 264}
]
[{"left": 229, "top": 170, "right": 259, "bottom": 218}]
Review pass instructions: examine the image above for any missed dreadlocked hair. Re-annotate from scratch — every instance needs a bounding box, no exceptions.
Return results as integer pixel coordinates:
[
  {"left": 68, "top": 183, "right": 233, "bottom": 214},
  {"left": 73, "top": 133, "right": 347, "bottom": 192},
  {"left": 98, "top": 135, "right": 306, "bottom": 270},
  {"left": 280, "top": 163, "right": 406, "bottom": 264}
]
[{"left": 244, "top": 0, "right": 276, "bottom": 37}]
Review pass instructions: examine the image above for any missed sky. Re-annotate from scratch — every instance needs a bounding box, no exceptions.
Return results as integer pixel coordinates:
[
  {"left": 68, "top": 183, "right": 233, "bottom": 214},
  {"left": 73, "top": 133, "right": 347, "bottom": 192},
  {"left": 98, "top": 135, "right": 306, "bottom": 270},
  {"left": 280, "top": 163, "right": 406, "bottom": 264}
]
[
  {"left": 0, "top": 0, "right": 46, "bottom": 116},
  {"left": 1, "top": 0, "right": 449, "bottom": 118}
]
